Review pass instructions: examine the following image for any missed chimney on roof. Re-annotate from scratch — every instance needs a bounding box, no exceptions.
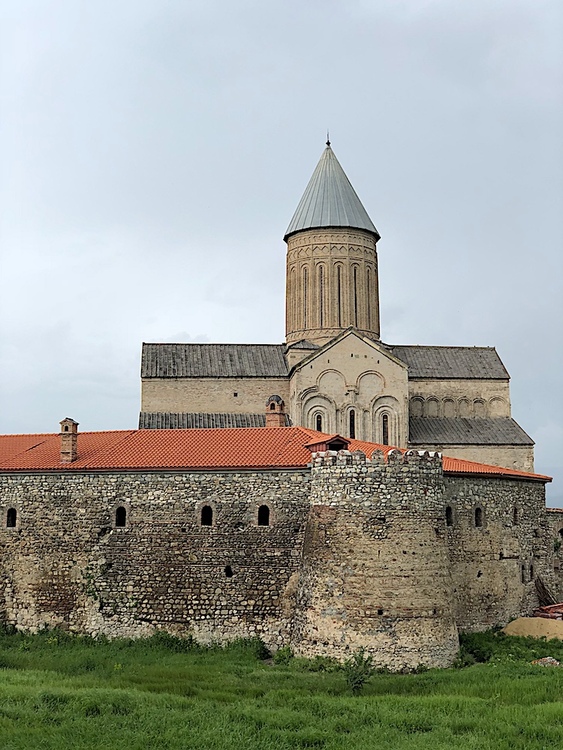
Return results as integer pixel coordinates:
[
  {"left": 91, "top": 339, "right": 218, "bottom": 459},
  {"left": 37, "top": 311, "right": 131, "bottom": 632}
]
[
  {"left": 265, "top": 395, "right": 286, "bottom": 428},
  {"left": 60, "top": 418, "right": 79, "bottom": 463}
]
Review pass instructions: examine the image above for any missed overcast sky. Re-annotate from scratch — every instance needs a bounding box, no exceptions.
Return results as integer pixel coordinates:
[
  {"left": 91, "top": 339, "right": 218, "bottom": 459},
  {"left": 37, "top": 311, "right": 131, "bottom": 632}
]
[{"left": 1, "top": 0, "right": 562, "bottom": 502}]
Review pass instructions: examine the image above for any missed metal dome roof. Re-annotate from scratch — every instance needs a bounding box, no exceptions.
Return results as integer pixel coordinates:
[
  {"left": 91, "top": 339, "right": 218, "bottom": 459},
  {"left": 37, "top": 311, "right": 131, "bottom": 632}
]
[{"left": 284, "top": 143, "right": 380, "bottom": 242}]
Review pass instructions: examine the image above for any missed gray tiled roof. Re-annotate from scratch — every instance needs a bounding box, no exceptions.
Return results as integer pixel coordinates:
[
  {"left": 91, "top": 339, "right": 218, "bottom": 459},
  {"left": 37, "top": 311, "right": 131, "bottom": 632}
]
[
  {"left": 141, "top": 343, "right": 289, "bottom": 378},
  {"left": 139, "top": 412, "right": 290, "bottom": 429},
  {"left": 409, "top": 417, "right": 533, "bottom": 446},
  {"left": 142, "top": 342, "right": 509, "bottom": 381},
  {"left": 388, "top": 345, "right": 509, "bottom": 379},
  {"left": 284, "top": 144, "right": 380, "bottom": 241}
]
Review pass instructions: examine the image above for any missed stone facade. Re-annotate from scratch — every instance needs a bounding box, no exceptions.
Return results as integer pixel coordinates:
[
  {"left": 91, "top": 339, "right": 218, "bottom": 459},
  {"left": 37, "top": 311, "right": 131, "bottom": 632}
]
[
  {"left": 142, "top": 377, "right": 290, "bottom": 417},
  {"left": 0, "top": 450, "right": 552, "bottom": 669}
]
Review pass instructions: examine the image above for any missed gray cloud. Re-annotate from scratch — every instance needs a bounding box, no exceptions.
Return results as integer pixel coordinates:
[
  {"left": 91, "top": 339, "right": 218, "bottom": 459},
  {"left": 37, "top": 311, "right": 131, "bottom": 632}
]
[{"left": 1, "top": 0, "right": 561, "bottom": 502}]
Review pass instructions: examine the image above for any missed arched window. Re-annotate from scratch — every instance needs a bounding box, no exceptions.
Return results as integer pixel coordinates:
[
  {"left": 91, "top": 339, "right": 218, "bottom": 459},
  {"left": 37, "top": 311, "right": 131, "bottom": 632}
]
[
  {"left": 115, "top": 506, "right": 127, "bottom": 528},
  {"left": 474, "top": 507, "right": 483, "bottom": 528},
  {"left": 6, "top": 508, "right": 17, "bottom": 528},
  {"left": 382, "top": 414, "right": 389, "bottom": 445},
  {"left": 270, "top": 402, "right": 276, "bottom": 411},
  {"left": 445, "top": 506, "right": 453, "bottom": 527},
  {"left": 258, "top": 505, "right": 270, "bottom": 527},
  {"left": 315, "top": 414, "right": 323, "bottom": 432},
  {"left": 349, "top": 409, "right": 356, "bottom": 439},
  {"left": 201, "top": 505, "right": 213, "bottom": 526},
  {"left": 559, "top": 528, "right": 563, "bottom": 539}
]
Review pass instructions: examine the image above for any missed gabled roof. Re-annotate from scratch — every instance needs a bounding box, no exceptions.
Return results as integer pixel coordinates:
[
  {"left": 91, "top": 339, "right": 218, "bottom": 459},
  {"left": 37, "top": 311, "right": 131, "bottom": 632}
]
[
  {"left": 388, "top": 345, "right": 509, "bottom": 379},
  {"left": 409, "top": 417, "right": 533, "bottom": 446},
  {"left": 141, "top": 339, "right": 509, "bottom": 381},
  {"left": 0, "top": 427, "right": 550, "bottom": 481},
  {"left": 141, "top": 343, "right": 288, "bottom": 379},
  {"left": 289, "top": 327, "right": 408, "bottom": 373},
  {"left": 284, "top": 143, "right": 380, "bottom": 241}
]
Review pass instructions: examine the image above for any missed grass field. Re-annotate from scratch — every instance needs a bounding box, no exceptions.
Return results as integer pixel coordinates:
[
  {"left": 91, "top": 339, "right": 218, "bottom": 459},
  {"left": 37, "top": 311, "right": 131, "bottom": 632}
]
[{"left": 1, "top": 628, "right": 563, "bottom": 749}]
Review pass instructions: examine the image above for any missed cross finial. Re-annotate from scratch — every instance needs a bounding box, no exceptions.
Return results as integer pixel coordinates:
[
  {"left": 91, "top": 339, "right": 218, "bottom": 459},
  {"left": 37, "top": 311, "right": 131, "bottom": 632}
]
[{"left": 326, "top": 130, "right": 331, "bottom": 147}]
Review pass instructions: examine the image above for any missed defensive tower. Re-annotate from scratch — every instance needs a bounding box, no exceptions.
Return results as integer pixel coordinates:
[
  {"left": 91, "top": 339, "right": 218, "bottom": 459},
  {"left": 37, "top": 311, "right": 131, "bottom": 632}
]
[{"left": 284, "top": 141, "right": 381, "bottom": 346}]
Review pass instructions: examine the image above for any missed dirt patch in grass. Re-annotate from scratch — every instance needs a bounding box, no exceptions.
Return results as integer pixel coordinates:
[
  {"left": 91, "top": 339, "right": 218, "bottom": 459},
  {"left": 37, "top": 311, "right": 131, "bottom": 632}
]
[{"left": 503, "top": 617, "right": 563, "bottom": 640}]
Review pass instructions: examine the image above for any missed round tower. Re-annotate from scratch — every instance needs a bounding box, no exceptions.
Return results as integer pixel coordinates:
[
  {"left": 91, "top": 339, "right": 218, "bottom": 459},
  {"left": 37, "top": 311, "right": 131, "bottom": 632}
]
[{"left": 284, "top": 142, "right": 381, "bottom": 346}]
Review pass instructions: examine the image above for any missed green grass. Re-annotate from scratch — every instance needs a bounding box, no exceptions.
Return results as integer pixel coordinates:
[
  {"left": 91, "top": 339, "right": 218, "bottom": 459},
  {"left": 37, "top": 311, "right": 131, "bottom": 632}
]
[{"left": 1, "top": 628, "right": 563, "bottom": 749}]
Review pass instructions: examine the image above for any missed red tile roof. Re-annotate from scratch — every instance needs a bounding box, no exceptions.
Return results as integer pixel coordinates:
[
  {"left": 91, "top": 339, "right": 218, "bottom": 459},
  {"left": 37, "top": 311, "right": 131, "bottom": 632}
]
[{"left": 0, "top": 427, "right": 551, "bottom": 482}]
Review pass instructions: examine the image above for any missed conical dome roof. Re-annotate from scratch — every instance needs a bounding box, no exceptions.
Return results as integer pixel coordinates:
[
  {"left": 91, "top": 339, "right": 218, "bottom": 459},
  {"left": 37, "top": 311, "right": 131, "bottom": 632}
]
[{"left": 284, "top": 143, "right": 380, "bottom": 242}]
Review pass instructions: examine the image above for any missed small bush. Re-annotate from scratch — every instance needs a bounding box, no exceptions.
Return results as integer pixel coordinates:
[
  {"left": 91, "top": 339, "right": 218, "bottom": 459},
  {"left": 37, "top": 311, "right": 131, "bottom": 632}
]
[
  {"left": 250, "top": 637, "right": 271, "bottom": 661},
  {"left": 343, "top": 648, "right": 374, "bottom": 695},
  {"left": 273, "top": 646, "right": 293, "bottom": 666}
]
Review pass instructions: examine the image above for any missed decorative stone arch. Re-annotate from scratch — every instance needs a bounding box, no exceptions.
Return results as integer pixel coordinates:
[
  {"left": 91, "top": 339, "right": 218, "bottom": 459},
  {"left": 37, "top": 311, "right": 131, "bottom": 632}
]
[
  {"left": 473, "top": 399, "right": 487, "bottom": 418},
  {"left": 425, "top": 397, "right": 440, "bottom": 418},
  {"left": 458, "top": 398, "right": 471, "bottom": 417},
  {"left": 443, "top": 398, "right": 456, "bottom": 418},
  {"left": 302, "top": 393, "right": 335, "bottom": 434},
  {"left": 333, "top": 262, "right": 345, "bottom": 328},
  {"left": 409, "top": 397, "right": 424, "bottom": 418},
  {"left": 372, "top": 396, "right": 401, "bottom": 446},
  {"left": 350, "top": 261, "right": 360, "bottom": 327},
  {"left": 356, "top": 370, "right": 384, "bottom": 399},
  {"left": 343, "top": 403, "right": 358, "bottom": 439},
  {"left": 489, "top": 397, "right": 508, "bottom": 417}
]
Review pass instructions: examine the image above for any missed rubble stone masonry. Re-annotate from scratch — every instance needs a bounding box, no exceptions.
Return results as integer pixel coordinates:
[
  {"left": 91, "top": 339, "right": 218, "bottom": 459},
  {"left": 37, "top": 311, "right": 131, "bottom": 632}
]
[{"left": 0, "top": 455, "right": 552, "bottom": 669}]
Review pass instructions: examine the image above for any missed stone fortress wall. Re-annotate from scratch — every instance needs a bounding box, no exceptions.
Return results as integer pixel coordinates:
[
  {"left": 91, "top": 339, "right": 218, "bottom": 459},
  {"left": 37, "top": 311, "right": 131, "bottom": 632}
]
[{"left": 0, "top": 450, "right": 552, "bottom": 670}]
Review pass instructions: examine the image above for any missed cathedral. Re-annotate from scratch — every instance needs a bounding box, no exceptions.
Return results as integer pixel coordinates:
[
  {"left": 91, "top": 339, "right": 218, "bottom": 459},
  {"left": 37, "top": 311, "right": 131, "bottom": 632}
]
[{"left": 139, "top": 141, "right": 534, "bottom": 472}]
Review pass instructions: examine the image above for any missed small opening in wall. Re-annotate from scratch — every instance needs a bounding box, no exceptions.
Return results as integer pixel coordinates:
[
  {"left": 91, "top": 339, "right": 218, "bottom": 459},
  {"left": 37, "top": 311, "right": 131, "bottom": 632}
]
[
  {"left": 521, "top": 564, "right": 526, "bottom": 584},
  {"left": 474, "top": 507, "right": 483, "bottom": 528},
  {"left": 559, "top": 528, "right": 563, "bottom": 539},
  {"left": 382, "top": 413, "right": 389, "bottom": 445},
  {"left": 233, "top": 392, "right": 238, "bottom": 397},
  {"left": 258, "top": 505, "right": 270, "bottom": 526},
  {"left": 513, "top": 507, "right": 518, "bottom": 525},
  {"left": 445, "top": 506, "right": 453, "bottom": 527},
  {"left": 270, "top": 403, "right": 276, "bottom": 410},
  {"left": 224, "top": 565, "right": 233, "bottom": 578},
  {"left": 6, "top": 508, "right": 17, "bottom": 528},
  {"left": 64, "top": 425, "right": 69, "bottom": 432},
  {"left": 477, "top": 570, "right": 482, "bottom": 578},
  {"left": 530, "top": 564, "right": 534, "bottom": 581},
  {"left": 115, "top": 506, "right": 127, "bottom": 527},
  {"left": 201, "top": 505, "right": 213, "bottom": 526},
  {"left": 349, "top": 409, "right": 356, "bottom": 439},
  {"left": 377, "top": 609, "right": 384, "bottom": 615},
  {"left": 316, "top": 414, "right": 322, "bottom": 432}
]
